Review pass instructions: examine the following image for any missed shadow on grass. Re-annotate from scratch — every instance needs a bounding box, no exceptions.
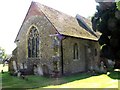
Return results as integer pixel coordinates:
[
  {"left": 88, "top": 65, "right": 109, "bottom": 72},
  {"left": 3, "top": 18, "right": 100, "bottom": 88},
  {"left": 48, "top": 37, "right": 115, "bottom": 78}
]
[
  {"left": 108, "top": 71, "right": 120, "bottom": 80},
  {"left": 1, "top": 72, "right": 95, "bottom": 89}
]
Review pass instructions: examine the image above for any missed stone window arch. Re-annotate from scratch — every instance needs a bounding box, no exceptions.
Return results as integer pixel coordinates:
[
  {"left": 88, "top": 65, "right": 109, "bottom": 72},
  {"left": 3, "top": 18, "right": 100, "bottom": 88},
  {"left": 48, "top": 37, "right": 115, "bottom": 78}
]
[
  {"left": 28, "top": 26, "right": 39, "bottom": 58},
  {"left": 73, "top": 43, "right": 79, "bottom": 59}
]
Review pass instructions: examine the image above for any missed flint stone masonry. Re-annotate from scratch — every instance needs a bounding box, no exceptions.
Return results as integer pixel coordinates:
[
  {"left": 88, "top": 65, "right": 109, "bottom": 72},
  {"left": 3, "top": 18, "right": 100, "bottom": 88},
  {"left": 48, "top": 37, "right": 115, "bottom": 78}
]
[{"left": 9, "top": 2, "right": 101, "bottom": 77}]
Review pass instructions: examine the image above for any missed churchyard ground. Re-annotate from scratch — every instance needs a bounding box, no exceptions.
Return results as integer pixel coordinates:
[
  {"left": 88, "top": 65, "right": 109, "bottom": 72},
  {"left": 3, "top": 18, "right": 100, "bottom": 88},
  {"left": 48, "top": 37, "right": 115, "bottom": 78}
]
[{"left": 0, "top": 64, "right": 119, "bottom": 89}]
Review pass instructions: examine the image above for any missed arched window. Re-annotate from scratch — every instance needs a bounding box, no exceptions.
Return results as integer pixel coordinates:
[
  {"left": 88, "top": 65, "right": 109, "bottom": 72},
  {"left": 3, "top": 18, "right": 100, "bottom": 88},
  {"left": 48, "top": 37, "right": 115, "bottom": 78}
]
[
  {"left": 73, "top": 43, "right": 78, "bottom": 59},
  {"left": 95, "top": 48, "right": 97, "bottom": 56},
  {"left": 28, "top": 26, "right": 39, "bottom": 58}
]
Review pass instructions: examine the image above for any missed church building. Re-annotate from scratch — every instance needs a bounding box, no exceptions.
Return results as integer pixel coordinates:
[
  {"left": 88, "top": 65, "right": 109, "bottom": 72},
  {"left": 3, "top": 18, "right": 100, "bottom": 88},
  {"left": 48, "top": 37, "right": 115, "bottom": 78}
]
[{"left": 9, "top": 1, "right": 101, "bottom": 77}]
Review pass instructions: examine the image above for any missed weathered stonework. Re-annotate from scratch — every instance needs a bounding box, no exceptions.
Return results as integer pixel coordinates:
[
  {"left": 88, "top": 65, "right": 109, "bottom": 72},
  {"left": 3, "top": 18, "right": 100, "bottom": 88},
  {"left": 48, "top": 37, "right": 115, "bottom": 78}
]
[
  {"left": 61, "top": 37, "right": 100, "bottom": 75},
  {"left": 9, "top": 2, "right": 101, "bottom": 77},
  {"left": 16, "top": 15, "right": 58, "bottom": 76}
]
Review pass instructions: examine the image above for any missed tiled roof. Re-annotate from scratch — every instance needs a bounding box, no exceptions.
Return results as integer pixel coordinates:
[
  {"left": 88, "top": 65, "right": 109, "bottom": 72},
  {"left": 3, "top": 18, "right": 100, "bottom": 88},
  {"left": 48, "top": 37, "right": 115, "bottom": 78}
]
[
  {"left": 36, "top": 2, "right": 98, "bottom": 41},
  {"left": 15, "top": 2, "right": 98, "bottom": 42}
]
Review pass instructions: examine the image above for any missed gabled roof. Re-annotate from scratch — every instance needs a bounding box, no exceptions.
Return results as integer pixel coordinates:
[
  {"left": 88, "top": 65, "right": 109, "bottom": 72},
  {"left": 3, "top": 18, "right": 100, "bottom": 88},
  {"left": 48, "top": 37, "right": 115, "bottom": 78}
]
[
  {"left": 15, "top": 2, "right": 98, "bottom": 42},
  {"left": 76, "top": 14, "right": 101, "bottom": 38}
]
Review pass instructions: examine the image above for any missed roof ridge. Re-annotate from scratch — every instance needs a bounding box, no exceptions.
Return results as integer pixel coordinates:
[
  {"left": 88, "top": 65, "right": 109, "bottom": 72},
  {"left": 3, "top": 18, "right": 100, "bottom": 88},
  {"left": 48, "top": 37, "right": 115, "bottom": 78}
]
[
  {"left": 15, "top": 1, "right": 98, "bottom": 42},
  {"left": 35, "top": 1, "right": 75, "bottom": 18}
]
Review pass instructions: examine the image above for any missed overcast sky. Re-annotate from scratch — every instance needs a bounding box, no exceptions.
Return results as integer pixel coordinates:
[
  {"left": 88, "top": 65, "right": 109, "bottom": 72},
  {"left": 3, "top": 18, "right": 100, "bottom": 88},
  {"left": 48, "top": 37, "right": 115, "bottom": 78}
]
[{"left": 0, "top": 0, "right": 97, "bottom": 54}]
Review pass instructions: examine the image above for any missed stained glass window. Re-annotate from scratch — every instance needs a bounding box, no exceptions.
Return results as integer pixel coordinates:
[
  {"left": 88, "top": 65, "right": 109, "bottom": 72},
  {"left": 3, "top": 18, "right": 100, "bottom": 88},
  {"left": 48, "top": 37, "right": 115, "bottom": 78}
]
[{"left": 28, "top": 26, "right": 39, "bottom": 58}]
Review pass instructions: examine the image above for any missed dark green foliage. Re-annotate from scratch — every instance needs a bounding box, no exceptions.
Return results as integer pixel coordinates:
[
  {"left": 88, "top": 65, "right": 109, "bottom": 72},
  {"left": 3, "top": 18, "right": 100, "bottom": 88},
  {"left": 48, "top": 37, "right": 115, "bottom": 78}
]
[
  {"left": 98, "top": 34, "right": 110, "bottom": 45},
  {"left": 0, "top": 47, "right": 7, "bottom": 63},
  {"left": 108, "top": 71, "right": 120, "bottom": 79},
  {"left": 101, "top": 45, "right": 115, "bottom": 59},
  {"left": 116, "top": 1, "right": 120, "bottom": 10},
  {"left": 92, "top": 2, "right": 120, "bottom": 62}
]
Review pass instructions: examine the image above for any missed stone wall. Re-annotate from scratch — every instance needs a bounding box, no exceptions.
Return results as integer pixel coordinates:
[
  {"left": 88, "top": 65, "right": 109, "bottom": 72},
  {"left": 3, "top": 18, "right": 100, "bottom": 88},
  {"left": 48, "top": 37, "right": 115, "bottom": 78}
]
[
  {"left": 61, "top": 36, "right": 100, "bottom": 75},
  {"left": 8, "top": 47, "right": 18, "bottom": 74},
  {"left": 16, "top": 14, "right": 58, "bottom": 76},
  {"left": 15, "top": 11, "right": 100, "bottom": 76}
]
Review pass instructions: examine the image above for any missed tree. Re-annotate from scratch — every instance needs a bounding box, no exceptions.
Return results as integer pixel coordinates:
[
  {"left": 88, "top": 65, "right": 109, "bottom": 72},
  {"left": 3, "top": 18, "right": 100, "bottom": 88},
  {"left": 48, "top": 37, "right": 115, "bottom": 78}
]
[
  {"left": 116, "top": 1, "right": 120, "bottom": 10},
  {"left": 92, "top": 1, "right": 120, "bottom": 68},
  {"left": 0, "top": 47, "right": 7, "bottom": 63}
]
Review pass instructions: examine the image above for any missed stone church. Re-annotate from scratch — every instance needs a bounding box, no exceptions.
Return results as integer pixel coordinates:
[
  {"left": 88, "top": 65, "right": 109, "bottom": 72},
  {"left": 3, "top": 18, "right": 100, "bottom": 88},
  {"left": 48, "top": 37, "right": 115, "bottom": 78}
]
[{"left": 9, "top": 2, "right": 101, "bottom": 77}]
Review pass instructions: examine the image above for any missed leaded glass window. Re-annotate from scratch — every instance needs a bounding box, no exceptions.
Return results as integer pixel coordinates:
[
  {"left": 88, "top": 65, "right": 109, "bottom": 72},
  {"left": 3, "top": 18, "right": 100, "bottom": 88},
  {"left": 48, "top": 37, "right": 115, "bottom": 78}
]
[
  {"left": 28, "top": 26, "right": 39, "bottom": 58},
  {"left": 73, "top": 43, "right": 79, "bottom": 59}
]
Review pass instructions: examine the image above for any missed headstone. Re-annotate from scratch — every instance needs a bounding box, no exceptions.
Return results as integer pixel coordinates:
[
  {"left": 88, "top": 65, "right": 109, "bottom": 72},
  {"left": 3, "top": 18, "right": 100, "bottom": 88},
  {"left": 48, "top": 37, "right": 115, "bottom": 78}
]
[
  {"left": 24, "top": 63, "right": 27, "bottom": 69},
  {"left": 12, "top": 61, "right": 17, "bottom": 72},
  {"left": 20, "top": 63, "right": 23, "bottom": 69},
  {"left": 100, "top": 61, "right": 107, "bottom": 73},
  {"left": 17, "top": 71, "right": 21, "bottom": 77},
  {"left": 37, "top": 65, "right": 43, "bottom": 75},
  {"left": 33, "top": 66, "right": 38, "bottom": 75}
]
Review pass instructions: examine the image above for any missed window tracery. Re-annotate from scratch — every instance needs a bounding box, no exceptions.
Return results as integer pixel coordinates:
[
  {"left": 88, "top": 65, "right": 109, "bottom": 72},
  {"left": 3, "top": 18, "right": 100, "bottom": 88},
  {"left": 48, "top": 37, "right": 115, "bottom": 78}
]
[{"left": 28, "top": 26, "right": 39, "bottom": 58}]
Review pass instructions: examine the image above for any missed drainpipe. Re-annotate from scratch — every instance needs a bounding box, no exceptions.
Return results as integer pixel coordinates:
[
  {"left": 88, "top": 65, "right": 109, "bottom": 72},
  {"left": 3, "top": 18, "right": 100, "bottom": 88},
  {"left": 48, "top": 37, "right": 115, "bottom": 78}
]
[
  {"left": 61, "top": 40, "right": 64, "bottom": 75},
  {"left": 59, "top": 35, "right": 66, "bottom": 75}
]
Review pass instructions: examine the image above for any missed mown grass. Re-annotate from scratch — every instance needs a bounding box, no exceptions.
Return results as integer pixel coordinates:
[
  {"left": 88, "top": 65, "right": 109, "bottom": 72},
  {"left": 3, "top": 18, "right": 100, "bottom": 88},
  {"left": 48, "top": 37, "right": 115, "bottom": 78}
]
[
  {"left": 1, "top": 71, "right": 119, "bottom": 89},
  {"left": 44, "top": 74, "right": 119, "bottom": 88},
  {"left": 0, "top": 64, "right": 119, "bottom": 89},
  {"left": 1, "top": 72, "right": 92, "bottom": 89}
]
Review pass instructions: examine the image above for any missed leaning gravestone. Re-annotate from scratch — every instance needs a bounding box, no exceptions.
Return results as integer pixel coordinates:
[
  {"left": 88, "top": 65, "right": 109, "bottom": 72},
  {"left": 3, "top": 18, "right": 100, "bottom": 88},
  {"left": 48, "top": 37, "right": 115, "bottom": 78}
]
[
  {"left": 100, "top": 61, "right": 107, "bottom": 73},
  {"left": 12, "top": 61, "right": 17, "bottom": 72}
]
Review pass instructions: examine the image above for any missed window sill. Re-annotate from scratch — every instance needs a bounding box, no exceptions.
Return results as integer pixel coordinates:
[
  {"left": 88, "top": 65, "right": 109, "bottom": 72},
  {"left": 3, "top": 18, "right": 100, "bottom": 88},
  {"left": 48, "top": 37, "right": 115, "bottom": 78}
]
[
  {"left": 27, "top": 57, "right": 40, "bottom": 59},
  {"left": 73, "top": 59, "right": 80, "bottom": 61}
]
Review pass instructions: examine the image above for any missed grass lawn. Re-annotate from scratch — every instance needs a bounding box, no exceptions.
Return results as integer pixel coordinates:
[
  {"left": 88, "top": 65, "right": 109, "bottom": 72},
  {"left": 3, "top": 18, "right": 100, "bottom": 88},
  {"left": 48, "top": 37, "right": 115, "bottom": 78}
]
[{"left": 0, "top": 64, "right": 120, "bottom": 89}]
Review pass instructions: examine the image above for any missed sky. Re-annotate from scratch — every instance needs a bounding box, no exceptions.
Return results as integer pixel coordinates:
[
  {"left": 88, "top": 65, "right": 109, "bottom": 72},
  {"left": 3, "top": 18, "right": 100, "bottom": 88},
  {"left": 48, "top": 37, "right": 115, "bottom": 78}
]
[{"left": 0, "top": 0, "right": 97, "bottom": 54}]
